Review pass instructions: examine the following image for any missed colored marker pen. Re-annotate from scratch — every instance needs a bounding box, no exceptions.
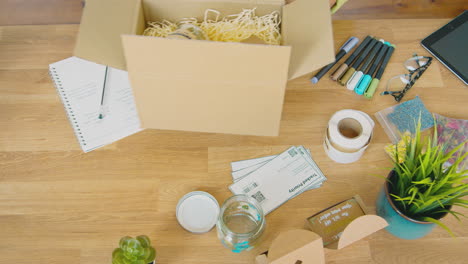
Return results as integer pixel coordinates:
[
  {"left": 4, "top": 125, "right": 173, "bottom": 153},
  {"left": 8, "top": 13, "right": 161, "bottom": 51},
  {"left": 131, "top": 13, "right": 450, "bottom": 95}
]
[
  {"left": 311, "top": 37, "right": 359, "bottom": 84},
  {"left": 355, "top": 41, "right": 387, "bottom": 95},
  {"left": 347, "top": 40, "right": 384, "bottom": 91},
  {"left": 364, "top": 43, "right": 396, "bottom": 98},
  {"left": 339, "top": 38, "right": 377, "bottom": 86},
  {"left": 331, "top": 35, "right": 373, "bottom": 81}
]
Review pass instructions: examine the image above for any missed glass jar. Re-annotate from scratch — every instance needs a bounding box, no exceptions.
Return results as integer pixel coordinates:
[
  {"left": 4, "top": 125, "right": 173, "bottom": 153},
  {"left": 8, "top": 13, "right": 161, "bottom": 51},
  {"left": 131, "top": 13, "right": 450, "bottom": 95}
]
[
  {"left": 216, "top": 195, "right": 266, "bottom": 253},
  {"left": 167, "top": 24, "right": 208, "bottom": 40}
]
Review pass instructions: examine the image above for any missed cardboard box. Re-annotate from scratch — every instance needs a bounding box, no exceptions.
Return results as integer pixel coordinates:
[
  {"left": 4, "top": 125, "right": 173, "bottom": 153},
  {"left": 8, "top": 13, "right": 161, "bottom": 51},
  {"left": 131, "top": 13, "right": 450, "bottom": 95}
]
[
  {"left": 74, "top": 0, "right": 334, "bottom": 136},
  {"left": 255, "top": 229, "right": 325, "bottom": 264}
]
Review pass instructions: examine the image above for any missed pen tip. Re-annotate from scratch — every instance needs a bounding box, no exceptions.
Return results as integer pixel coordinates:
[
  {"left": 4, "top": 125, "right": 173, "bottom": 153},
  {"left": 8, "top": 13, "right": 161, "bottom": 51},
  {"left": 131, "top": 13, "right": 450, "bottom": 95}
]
[{"left": 311, "top": 77, "right": 318, "bottom": 84}]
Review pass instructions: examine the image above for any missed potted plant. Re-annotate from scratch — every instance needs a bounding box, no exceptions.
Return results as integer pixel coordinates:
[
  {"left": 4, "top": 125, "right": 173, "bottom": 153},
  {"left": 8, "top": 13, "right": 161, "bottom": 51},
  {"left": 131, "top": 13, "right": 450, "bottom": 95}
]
[
  {"left": 376, "top": 123, "right": 468, "bottom": 239},
  {"left": 112, "top": 235, "right": 156, "bottom": 264}
]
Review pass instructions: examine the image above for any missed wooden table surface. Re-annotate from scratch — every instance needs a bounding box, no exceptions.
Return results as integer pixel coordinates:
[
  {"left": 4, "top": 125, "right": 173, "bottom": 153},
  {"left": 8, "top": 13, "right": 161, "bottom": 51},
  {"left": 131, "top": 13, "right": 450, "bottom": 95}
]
[{"left": 1, "top": 18, "right": 468, "bottom": 264}]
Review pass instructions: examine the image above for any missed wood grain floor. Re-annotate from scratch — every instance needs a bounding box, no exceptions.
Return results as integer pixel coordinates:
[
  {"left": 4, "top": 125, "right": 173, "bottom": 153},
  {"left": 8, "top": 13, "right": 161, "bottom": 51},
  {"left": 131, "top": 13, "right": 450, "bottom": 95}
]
[
  {"left": 1, "top": 1, "right": 468, "bottom": 264},
  {"left": 1, "top": 0, "right": 468, "bottom": 25}
]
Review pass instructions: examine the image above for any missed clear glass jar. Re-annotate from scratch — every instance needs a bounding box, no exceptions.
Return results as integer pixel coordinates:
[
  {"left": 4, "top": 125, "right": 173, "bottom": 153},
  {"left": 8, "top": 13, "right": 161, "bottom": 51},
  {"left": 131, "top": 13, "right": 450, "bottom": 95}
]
[
  {"left": 216, "top": 195, "right": 266, "bottom": 253},
  {"left": 167, "top": 24, "right": 208, "bottom": 40}
]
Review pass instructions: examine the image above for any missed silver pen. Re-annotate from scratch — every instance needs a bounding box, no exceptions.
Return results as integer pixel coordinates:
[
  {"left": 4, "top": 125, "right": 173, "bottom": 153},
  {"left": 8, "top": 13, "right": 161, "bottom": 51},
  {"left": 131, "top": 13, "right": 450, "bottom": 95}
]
[{"left": 98, "top": 66, "right": 109, "bottom": 119}]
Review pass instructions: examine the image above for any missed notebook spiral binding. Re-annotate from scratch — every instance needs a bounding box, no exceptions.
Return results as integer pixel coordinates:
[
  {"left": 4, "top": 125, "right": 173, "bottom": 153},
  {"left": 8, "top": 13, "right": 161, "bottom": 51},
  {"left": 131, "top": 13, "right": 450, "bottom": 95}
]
[{"left": 49, "top": 67, "right": 87, "bottom": 147}]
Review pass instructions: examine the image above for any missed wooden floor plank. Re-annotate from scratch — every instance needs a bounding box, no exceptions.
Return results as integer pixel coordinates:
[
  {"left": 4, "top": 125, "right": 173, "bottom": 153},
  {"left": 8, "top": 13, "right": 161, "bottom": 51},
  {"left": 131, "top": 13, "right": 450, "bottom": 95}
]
[
  {"left": 1, "top": 18, "right": 468, "bottom": 264},
  {"left": 1, "top": 0, "right": 468, "bottom": 26}
]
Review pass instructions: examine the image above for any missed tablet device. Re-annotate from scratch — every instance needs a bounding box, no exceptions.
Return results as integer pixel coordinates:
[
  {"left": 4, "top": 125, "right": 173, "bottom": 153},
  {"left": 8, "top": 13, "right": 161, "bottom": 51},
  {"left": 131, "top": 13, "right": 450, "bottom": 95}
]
[{"left": 421, "top": 11, "right": 468, "bottom": 85}]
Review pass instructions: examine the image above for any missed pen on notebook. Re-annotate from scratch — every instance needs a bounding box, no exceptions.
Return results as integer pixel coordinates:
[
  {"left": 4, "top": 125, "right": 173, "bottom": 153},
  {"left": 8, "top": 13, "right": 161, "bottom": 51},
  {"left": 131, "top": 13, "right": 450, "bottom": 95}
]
[
  {"left": 338, "top": 37, "right": 377, "bottom": 86},
  {"left": 98, "top": 66, "right": 109, "bottom": 119},
  {"left": 364, "top": 43, "right": 396, "bottom": 98},
  {"left": 347, "top": 39, "right": 384, "bottom": 91},
  {"left": 310, "top": 36, "right": 359, "bottom": 84},
  {"left": 330, "top": 35, "right": 373, "bottom": 81},
  {"left": 354, "top": 40, "right": 385, "bottom": 95}
]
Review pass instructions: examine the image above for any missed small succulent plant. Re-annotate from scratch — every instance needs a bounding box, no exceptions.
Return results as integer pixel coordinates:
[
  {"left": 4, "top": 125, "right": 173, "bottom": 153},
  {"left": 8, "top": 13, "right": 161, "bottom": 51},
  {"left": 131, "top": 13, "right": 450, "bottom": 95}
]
[{"left": 112, "top": 235, "right": 156, "bottom": 264}]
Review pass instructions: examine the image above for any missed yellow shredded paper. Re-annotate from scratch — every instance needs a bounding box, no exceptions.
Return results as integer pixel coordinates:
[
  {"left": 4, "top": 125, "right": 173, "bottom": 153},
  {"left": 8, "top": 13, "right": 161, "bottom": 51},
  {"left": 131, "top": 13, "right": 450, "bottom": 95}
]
[{"left": 143, "top": 8, "right": 282, "bottom": 45}]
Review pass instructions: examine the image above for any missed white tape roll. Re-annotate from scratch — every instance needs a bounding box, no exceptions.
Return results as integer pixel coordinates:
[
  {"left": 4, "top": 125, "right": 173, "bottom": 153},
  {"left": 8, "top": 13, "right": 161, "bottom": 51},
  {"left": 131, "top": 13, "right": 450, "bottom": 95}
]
[{"left": 324, "top": 110, "right": 374, "bottom": 164}]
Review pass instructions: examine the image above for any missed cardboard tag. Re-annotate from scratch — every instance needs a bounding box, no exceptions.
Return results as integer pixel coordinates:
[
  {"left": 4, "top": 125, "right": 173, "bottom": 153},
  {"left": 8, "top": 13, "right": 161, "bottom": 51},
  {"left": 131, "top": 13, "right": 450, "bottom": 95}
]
[
  {"left": 305, "top": 195, "right": 388, "bottom": 250},
  {"left": 306, "top": 196, "right": 366, "bottom": 246}
]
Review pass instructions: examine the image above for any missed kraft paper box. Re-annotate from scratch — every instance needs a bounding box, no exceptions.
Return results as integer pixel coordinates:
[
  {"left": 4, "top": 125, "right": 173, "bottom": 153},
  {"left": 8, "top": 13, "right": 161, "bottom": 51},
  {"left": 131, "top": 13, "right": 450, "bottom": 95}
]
[
  {"left": 255, "top": 230, "right": 325, "bottom": 264},
  {"left": 74, "top": 0, "right": 334, "bottom": 136}
]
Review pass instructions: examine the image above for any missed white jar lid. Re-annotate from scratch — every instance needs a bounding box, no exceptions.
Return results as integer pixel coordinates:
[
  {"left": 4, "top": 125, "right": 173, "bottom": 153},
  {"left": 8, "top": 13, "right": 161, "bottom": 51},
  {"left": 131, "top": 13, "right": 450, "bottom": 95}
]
[{"left": 176, "top": 191, "right": 220, "bottom": 234}]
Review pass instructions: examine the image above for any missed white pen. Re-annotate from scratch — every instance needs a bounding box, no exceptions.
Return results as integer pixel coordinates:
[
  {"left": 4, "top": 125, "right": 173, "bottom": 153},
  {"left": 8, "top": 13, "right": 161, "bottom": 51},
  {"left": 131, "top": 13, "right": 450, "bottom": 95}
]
[{"left": 98, "top": 66, "right": 109, "bottom": 119}]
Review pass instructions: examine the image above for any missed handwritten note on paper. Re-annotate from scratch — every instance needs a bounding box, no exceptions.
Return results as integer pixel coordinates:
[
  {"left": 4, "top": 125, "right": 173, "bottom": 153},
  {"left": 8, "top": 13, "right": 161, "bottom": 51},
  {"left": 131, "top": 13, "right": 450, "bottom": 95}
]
[{"left": 306, "top": 197, "right": 365, "bottom": 246}]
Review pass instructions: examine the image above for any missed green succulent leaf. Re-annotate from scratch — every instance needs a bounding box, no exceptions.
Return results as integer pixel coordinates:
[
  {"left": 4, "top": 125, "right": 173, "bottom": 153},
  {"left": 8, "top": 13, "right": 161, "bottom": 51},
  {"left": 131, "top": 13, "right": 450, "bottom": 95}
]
[
  {"left": 113, "top": 236, "right": 156, "bottom": 264},
  {"left": 136, "top": 235, "right": 151, "bottom": 248}
]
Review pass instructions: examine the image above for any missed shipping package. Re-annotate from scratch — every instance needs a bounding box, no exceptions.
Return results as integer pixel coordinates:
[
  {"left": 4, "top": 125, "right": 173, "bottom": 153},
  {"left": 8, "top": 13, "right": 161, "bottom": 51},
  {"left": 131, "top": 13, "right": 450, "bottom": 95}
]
[{"left": 74, "top": 0, "right": 334, "bottom": 136}]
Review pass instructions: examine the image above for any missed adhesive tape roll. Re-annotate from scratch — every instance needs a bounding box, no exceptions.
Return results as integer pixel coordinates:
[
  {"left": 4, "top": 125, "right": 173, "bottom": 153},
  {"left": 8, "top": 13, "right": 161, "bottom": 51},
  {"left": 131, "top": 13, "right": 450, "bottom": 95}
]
[
  {"left": 324, "top": 134, "right": 369, "bottom": 164},
  {"left": 324, "top": 110, "right": 375, "bottom": 163},
  {"left": 328, "top": 110, "right": 374, "bottom": 150}
]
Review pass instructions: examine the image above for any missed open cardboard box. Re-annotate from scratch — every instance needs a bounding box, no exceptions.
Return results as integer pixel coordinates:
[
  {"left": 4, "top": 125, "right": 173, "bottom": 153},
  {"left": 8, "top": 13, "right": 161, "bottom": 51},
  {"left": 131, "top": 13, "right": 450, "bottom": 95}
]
[
  {"left": 256, "top": 196, "right": 388, "bottom": 264},
  {"left": 256, "top": 230, "right": 325, "bottom": 264},
  {"left": 74, "top": 0, "right": 334, "bottom": 136}
]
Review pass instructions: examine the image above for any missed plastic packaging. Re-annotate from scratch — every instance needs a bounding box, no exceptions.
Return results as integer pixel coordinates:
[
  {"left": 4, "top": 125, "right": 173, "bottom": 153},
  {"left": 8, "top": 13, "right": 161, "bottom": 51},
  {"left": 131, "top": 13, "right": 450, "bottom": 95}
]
[
  {"left": 375, "top": 96, "right": 433, "bottom": 143},
  {"left": 435, "top": 114, "right": 468, "bottom": 170}
]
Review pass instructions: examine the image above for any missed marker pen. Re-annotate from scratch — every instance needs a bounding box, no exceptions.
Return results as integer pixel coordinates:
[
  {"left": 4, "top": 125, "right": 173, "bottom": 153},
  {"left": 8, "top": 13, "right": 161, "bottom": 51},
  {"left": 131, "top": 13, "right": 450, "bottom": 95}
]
[
  {"left": 311, "top": 37, "right": 359, "bottom": 84},
  {"left": 347, "top": 40, "right": 384, "bottom": 91},
  {"left": 338, "top": 38, "right": 377, "bottom": 86},
  {"left": 331, "top": 35, "right": 373, "bottom": 81},
  {"left": 355, "top": 41, "right": 388, "bottom": 95},
  {"left": 364, "top": 43, "right": 396, "bottom": 98}
]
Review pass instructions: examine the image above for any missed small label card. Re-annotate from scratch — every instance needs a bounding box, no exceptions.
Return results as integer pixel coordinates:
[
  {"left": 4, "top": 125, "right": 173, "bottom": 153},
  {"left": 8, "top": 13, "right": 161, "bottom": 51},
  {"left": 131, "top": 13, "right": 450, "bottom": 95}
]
[{"left": 306, "top": 197, "right": 366, "bottom": 246}]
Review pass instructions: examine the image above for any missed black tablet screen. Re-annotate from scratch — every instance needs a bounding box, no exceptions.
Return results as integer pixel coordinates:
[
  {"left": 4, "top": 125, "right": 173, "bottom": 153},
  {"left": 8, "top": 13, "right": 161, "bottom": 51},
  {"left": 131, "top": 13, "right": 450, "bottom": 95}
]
[{"left": 431, "top": 22, "right": 468, "bottom": 77}]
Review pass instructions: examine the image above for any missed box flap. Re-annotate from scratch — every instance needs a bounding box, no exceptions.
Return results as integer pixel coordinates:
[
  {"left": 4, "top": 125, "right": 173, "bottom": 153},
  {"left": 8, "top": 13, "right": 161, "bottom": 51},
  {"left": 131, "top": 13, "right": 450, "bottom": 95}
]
[
  {"left": 74, "top": 0, "right": 144, "bottom": 70},
  {"left": 334, "top": 215, "right": 388, "bottom": 250},
  {"left": 255, "top": 255, "right": 269, "bottom": 264},
  {"left": 282, "top": 0, "right": 335, "bottom": 79},
  {"left": 122, "top": 36, "right": 291, "bottom": 136},
  {"left": 268, "top": 230, "right": 324, "bottom": 264}
]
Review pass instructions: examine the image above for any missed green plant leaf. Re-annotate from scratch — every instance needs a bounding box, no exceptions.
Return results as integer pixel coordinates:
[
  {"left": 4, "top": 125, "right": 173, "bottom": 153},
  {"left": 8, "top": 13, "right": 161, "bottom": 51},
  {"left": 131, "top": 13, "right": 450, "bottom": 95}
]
[
  {"left": 136, "top": 235, "right": 151, "bottom": 248},
  {"left": 422, "top": 217, "right": 455, "bottom": 237},
  {"left": 147, "top": 247, "right": 156, "bottom": 262},
  {"left": 119, "top": 236, "right": 132, "bottom": 249},
  {"left": 380, "top": 118, "right": 468, "bottom": 237},
  {"left": 112, "top": 249, "right": 125, "bottom": 264}
]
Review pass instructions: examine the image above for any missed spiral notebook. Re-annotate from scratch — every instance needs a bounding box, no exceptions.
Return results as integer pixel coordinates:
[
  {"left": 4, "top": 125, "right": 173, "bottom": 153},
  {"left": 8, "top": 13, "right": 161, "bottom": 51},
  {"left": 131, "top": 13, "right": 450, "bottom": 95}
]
[{"left": 49, "top": 57, "right": 141, "bottom": 152}]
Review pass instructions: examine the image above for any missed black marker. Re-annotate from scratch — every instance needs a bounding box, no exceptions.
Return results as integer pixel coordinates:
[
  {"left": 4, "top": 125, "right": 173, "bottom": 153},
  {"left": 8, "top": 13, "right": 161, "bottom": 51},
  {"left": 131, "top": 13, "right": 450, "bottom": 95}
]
[
  {"left": 348, "top": 40, "right": 384, "bottom": 91},
  {"left": 331, "top": 35, "right": 373, "bottom": 81},
  {"left": 356, "top": 43, "right": 389, "bottom": 95},
  {"left": 364, "top": 42, "right": 396, "bottom": 98},
  {"left": 310, "top": 37, "right": 359, "bottom": 84},
  {"left": 354, "top": 40, "right": 385, "bottom": 94},
  {"left": 338, "top": 37, "right": 378, "bottom": 86}
]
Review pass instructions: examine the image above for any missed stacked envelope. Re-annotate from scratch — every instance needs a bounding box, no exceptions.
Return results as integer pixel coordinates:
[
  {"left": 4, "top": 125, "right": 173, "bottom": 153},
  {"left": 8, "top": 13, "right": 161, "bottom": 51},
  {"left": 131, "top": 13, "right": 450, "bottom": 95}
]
[{"left": 229, "top": 146, "right": 327, "bottom": 215}]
